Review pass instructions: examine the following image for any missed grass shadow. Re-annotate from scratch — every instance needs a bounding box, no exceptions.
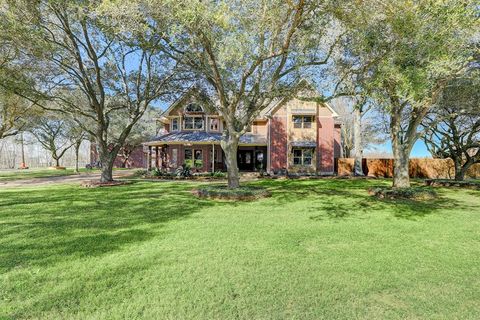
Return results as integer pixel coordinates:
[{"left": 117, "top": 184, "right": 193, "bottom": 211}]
[{"left": 0, "top": 182, "right": 217, "bottom": 272}]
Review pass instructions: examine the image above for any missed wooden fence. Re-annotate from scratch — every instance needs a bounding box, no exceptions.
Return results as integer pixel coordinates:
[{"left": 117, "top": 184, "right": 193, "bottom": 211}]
[{"left": 337, "top": 158, "right": 480, "bottom": 179}]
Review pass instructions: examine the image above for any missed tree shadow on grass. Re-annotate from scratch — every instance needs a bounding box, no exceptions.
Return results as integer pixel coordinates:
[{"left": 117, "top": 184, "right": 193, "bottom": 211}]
[
  {"left": 0, "top": 182, "right": 217, "bottom": 272},
  {"left": 251, "top": 179, "right": 463, "bottom": 221}
]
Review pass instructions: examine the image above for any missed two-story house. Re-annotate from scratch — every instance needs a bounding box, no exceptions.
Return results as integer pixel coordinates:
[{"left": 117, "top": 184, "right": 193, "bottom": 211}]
[{"left": 143, "top": 85, "right": 342, "bottom": 175}]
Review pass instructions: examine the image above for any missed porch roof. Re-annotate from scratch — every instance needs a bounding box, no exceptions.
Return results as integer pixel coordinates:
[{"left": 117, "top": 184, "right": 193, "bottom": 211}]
[
  {"left": 290, "top": 141, "right": 317, "bottom": 148},
  {"left": 143, "top": 131, "right": 267, "bottom": 146}
]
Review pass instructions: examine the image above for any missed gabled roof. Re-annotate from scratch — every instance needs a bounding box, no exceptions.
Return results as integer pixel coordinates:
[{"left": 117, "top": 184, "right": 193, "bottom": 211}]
[
  {"left": 159, "top": 79, "right": 338, "bottom": 122},
  {"left": 264, "top": 79, "right": 339, "bottom": 117},
  {"left": 161, "top": 87, "right": 197, "bottom": 117}
]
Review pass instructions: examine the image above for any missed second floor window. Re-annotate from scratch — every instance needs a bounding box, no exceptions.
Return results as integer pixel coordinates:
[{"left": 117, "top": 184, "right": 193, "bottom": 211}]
[
  {"left": 209, "top": 118, "right": 219, "bottom": 131},
  {"left": 293, "top": 115, "right": 314, "bottom": 129},
  {"left": 184, "top": 116, "right": 204, "bottom": 130},
  {"left": 171, "top": 118, "right": 179, "bottom": 131}
]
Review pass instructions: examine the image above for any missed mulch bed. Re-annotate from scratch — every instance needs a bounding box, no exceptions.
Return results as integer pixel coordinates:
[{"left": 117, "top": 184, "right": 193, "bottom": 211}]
[
  {"left": 425, "top": 179, "right": 480, "bottom": 189},
  {"left": 368, "top": 186, "right": 437, "bottom": 201},
  {"left": 192, "top": 185, "right": 271, "bottom": 201},
  {"left": 81, "top": 180, "right": 132, "bottom": 188},
  {"left": 145, "top": 176, "right": 226, "bottom": 181}
]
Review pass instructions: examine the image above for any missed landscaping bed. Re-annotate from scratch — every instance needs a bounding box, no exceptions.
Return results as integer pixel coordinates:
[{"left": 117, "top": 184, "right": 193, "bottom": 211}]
[
  {"left": 192, "top": 185, "right": 271, "bottom": 200},
  {"left": 425, "top": 179, "right": 480, "bottom": 189},
  {"left": 80, "top": 180, "right": 132, "bottom": 188},
  {"left": 368, "top": 186, "right": 437, "bottom": 200},
  {"left": 141, "top": 168, "right": 227, "bottom": 181}
]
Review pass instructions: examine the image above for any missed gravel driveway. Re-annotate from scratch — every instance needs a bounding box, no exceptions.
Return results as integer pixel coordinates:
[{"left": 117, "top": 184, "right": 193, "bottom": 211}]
[{"left": 0, "top": 170, "right": 138, "bottom": 188}]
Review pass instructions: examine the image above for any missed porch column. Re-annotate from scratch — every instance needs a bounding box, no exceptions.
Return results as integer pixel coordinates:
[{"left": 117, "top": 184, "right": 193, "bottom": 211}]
[
  {"left": 155, "top": 146, "right": 160, "bottom": 169},
  {"left": 147, "top": 146, "right": 152, "bottom": 170},
  {"left": 212, "top": 144, "right": 215, "bottom": 173}
]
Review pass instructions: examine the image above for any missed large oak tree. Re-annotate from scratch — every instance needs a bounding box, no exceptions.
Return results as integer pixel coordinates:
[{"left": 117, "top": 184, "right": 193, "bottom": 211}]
[
  {"left": 335, "top": 0, "right": 478, "bottom": 187},
  {"left": 3, "top": 0, "right": 182, "bottom": 182},
  {"left": 423, "top": 73, "right": 480, "bottom": 180}
]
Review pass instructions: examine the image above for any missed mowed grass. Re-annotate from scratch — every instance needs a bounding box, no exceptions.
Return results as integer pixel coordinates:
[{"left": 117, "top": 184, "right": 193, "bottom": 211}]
[
  {"left": 0, "top": 168, "right": 134, "bottom": 181},
  {"left": 0, "top": 179, "right": 479, "bottom": 319},
  {"left": 0, "top": 168, "right": 86, "bottom": 181}
]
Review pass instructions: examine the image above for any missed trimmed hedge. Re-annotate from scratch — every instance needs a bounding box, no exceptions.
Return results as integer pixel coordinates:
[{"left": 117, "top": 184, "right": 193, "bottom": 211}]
[
  {"left": 368, "top": 186, "right": 437, "bottom": 200},
  {"left": 192, "top": 185, "right": 271, "bottom": 201}
]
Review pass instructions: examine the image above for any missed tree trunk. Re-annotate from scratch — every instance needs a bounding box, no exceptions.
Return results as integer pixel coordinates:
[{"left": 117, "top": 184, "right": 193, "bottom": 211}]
[
  {"left": 392, "top": 135, "right": 411, "bottom": 188},
  {"left": 221, "top": 135, "right": 240, "bottom": 189},
  {"left": 98, "top": 145, "right": 116, "bottom": 183},
  {"left": 455, "top": 158, "right": 474, "bottom": 181},
  {"left": 122, "top": 150, "right": 132, "bottom": 168},
  {"left": 74, "top": 144, "right": 80, "bottom": 174},
  {"left": 55, "top": 157, "right": 60, "bottom": 167},
  {"left": 353, "top": 108, "right": 364, "bottom": 176}
]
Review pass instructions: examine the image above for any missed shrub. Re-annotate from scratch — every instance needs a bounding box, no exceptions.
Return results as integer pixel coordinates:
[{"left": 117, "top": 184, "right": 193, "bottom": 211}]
[
  {"left": 368, "top": 186, "right": 437, "bottom": 200},
  {"left": 134, "top": 169, "right": 148, "bottom": 177},
  {"left": 193, "top": 185, "right": 271, "bottom": 200},
  {"left": 210, "top": 171, "right": 226, "bottom": 178},
  {"left": 151, "top": 168, "right": 163, "bottom": 177},
  {"left": 175, "top": 164, "right": 192, "bottom": 178}
]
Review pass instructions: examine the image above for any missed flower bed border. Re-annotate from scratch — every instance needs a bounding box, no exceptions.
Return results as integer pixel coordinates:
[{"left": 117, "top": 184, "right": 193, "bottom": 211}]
[
  {"left": 368, "top": 186, "right": 437, "bottom": 200},
  {"left": 192, "top": 185, "right": 271, "bottom": 201},
  {"left": 425, "top": 179, "right": 480, "bottom": 189},
  {"left": 81, "top": 180, "right": 132, "bottom": 188}
]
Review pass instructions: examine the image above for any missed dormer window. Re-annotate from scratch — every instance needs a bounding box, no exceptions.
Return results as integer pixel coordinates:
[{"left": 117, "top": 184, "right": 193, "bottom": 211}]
[{"left": 185, "top": 103, "right": 204, "bottom": 113}]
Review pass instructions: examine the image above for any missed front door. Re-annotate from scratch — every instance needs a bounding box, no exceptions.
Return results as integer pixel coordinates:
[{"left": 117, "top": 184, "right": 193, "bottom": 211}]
[{"left": 237, "top": 150, "right": 254, "bottom": 171}]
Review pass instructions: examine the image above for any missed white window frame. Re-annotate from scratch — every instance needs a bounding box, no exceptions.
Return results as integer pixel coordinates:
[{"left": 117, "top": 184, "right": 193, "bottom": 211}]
[
  {"left": 171, "top": 117, "right": 179, "bottom": 132},
  {"left": 209, "top": 117, "right": 220, "bottom": 132},
  {"left": 292, "top": 148, "right": 313, "bottom": 166},
  {"left": 183, "top": 116, "right": 204, "bottom": 130},
  {"left": 293, "top": 115, "right": 314, "bottom": 129}
]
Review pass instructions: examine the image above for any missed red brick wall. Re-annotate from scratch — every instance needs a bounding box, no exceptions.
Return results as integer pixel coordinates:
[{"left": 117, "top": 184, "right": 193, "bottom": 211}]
[
  {"left": 333, "top": 124, "right": 342, "bottom": 159},
  {"left": 114, "top": 146, "right": 145, "bottom": 168},
  {"left": 270, "top": 116, "right": 288, "bottom": 171},
  {"left": 90, "top": 143, "right": 145, "bottom": 168},
  {"left": 317, "top": 117, "right": 335, "bottom": 173}
]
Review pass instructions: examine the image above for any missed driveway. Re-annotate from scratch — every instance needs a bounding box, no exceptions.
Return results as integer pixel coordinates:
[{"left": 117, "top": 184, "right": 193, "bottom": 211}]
[{"left": 0, "top": 170, "right": 138, "bottom": 188}]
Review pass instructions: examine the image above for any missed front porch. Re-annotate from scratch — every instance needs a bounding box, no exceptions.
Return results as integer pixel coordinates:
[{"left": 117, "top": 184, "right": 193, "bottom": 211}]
[
  {"left": 144, "top": 131, "right": 268, "bottom": 173},
  {"left": 144, "top": 143, "right": 268, "bottom": 173}
]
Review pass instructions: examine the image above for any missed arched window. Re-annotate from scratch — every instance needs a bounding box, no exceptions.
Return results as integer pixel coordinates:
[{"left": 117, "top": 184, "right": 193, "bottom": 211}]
[{"left": 185, "top": 103, "right": 204, "bottom": 113}]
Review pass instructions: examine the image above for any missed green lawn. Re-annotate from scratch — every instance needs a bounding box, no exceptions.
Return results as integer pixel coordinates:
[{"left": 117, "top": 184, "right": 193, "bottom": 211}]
[
  {"left": 0, "top": 168, "right": 87, "bottom": 181},
  {"left": 0, "top": 179, "right": 479, "bottom": 319},
  {"left": 0, "top": 168, "right": 134, "bottom": 181}
]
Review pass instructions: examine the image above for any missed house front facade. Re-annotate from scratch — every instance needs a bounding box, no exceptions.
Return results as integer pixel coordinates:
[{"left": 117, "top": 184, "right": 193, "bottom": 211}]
[{"left": 143, "top": 88, "right": 342, "bottom": 175}]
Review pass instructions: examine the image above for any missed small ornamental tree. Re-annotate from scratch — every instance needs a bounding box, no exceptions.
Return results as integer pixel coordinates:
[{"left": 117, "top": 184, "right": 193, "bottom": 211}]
[
  {"left": 335, "top": 0, "right": 478, "bottom": 187},
  {"left": 140, "top": 0, "right": 341, "bottom": 188},
  {"left": 28, "top": 112, "right": 74, "bottom": 168},
  {"left": 423, "top": 74, "right": 480, "bottom": 181}
]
